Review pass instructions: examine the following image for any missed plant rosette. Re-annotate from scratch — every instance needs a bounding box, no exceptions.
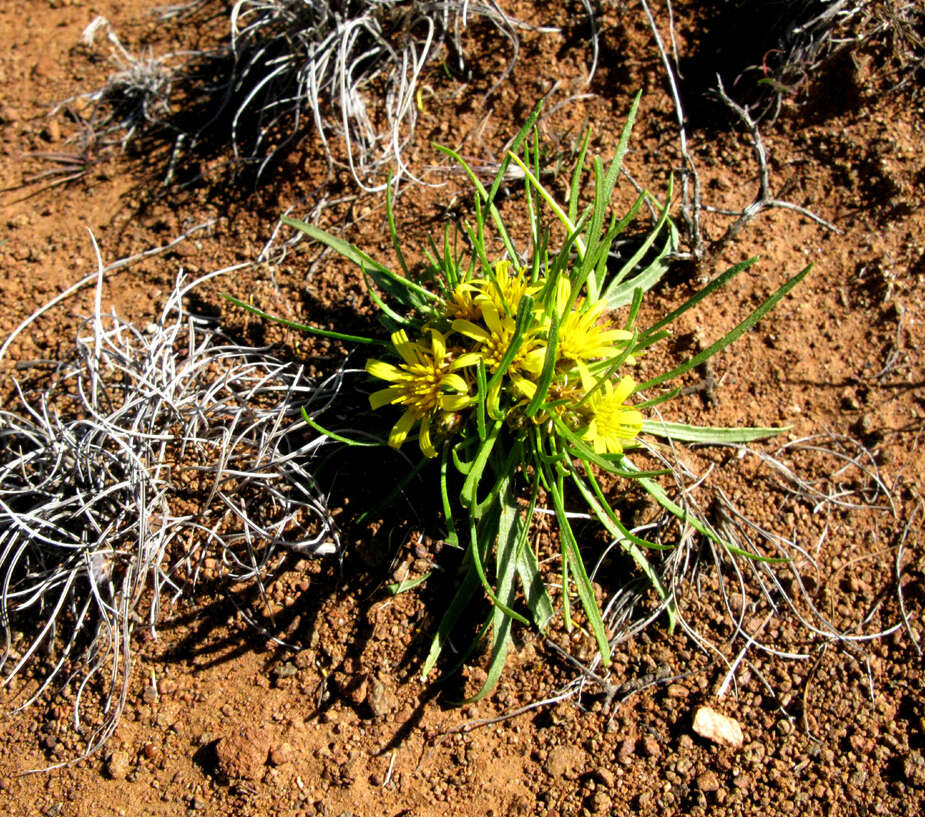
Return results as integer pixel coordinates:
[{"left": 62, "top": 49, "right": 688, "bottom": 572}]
[{"left": 230, "top": 93, "right": 809, "bottom": 700}]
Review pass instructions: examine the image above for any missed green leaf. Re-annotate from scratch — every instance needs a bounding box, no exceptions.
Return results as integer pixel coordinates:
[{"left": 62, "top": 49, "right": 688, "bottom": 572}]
[
  {"left": 488, "top": 99, "right": 544, "bottom": 206},
  {"left": 547, "top": 467, "right": 611, "bottom": 665},
  {"left": 460, "top": 422, "right": 502, "bottom": 511},
  {"left": 603, "top": 176, "right": 675, "bottom": 295},
  {"left": 222, "top": 295, "right": 384, "bottom": 346},
  {"left": 467, "top": 513, "right": 530, "bottom": 627},
  {"left": 621, "top": 456, "right": 788, "bottom": 563},
  {"left": 636, "top": 264, "right": 812, "bottom": 393},
  {"left": 385, "top": 174, "right": 411, "bottom": 279},
  {"left": 524, "top": 307, "right": 559, "bottom": 419},
  {"left": 603, "top": 218, "right": 679, "bottom": 309},
  {"left": 387, "top": 573, "right": 432, "bottom": 595},
  {"left": 464, "top": 473, "right": 525, "bottom": 702},
  {"left": 641, "top": 420, "right": 791, "bottom": 444},
  {"left": 300, "top": 407, "right": 383, "bottom": 447},
  {"left": 640, "top": 256, "right": 759, "bottom": 338},
  {"left": 420, "top": 559, "right": 480, "bottom": 679},
  {"left": 434, "top": 145, "right": 520, "bottom": 264},
  {"left": 567, "top": 127, "right": 592, "bottom": 224},
  {"left": 282, "top": 216, "right": 437, "bottom": 307},
  {"left": 569, "top": 467, "right": 677, "bottom": 629},
  {"left": 506, "top": 152, "right": 584, "bottom": 257}
]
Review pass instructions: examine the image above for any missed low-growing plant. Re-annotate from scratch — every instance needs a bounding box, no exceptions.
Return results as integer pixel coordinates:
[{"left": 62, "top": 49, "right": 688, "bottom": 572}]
[{"left": 233, "top": 94, "right": 810, "bottom": 699}]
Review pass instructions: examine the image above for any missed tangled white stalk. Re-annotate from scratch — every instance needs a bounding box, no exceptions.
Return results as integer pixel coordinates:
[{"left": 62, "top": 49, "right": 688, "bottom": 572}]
[{"left": 0, "top": 269, "right": 341, "bottom": 761}]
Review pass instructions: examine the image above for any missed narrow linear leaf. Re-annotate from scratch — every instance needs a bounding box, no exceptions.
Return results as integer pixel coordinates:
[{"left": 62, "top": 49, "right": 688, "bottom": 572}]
[
  {"left": 301, "top": 407, "right": 383, "bottom": 447},
  {"left": 622, "top": 456, "right": 788, "bottom": 563},
  {"left": 506, "top": 152, "right": 585, "bottom": 258},
  {"left": 641, "top": 420, "right": 791, "bottom": 444},
  {"left": 420, "top": 560, "right": 480, "bottom": 679},
  {"left": 636, "top": 264, "right": 812, "bottom": 393},
  {"left": 604, "top": 220, "right": 679, "bottom": 309},
  {"left": 465, "top": 476, "right": 525, "bottom": 702},
  {"left": 640, "top": 256, "right": 759, "bottom": 338},
  {"left": 387, "top": 573, "right": 431, "bottom": 595},
  {"left": 604, "top": 175, "right": 674, "bottom": 294},
  {"left": 223, "top": 295, "right": 383, "bottom": 346},
  {"left": 282, "top": 216, "right": 437, "bottom": 305},
  {"left": 548, "top": 472, "right": 611, "bottom": 665},
  {"left": 488, "top": 99, "right": 545, "bottom": 205}
]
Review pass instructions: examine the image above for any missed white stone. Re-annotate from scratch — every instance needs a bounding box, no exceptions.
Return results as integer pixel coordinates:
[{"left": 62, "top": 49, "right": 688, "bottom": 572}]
[{"left": 692, "top": 706, "right": 744, "bottom": 749}]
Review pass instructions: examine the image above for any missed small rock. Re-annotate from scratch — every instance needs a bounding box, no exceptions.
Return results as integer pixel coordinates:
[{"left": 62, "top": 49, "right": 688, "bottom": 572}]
[
  {"left": 269, "top": 741, "right": 295, "bottom": 766},
  {"left": 158, "top": 678, "right": 178, "bottom": 695},
  {"left": 617, "top": 738, "right": 636, "bottom": 764},
  {"left": 841, "top": 388, "right": 860, "bottom": 411},
  {"left": 32, "top": 56, "right": 55, "bottom": 79},
  {"left": 595, "top": 767, "right": 616, "bottom": 788},
  {"left": 41, "top": 120, "right": 61, "bottom": 142},
  {"left": 666, "top": 684, "right": 688, "bottom": 699},
  {"left": 141, "top": 741, "right": 164, "bottom": 766},
  {"left": 545, "top": 745, "right": 586, "bottom": 779},
  {"left": 105, "top": 750, "right": 131, "bottom": 780},
  {"left": 0, "top": 103, "right": 17, "bottom": 125},
  {"left": 366, "top": 679, "right": 398, "bottom": 717},
  {"left": 189, "top": 795, "right": 208, "bottom": 811},
  {"left": 215, "top": 726, "right": 270, "bottom": 780},
  {"left": 903, "top": 750, "right": 925, "bottom": 788},
  {"left": 692, "top": 706, "right": 744, "bottom": 749},
  {"left": 588, "top": 790, "right": 612, "bottom": 815},
  {"left": 641, "top": 736, "right": 661, "bottom": 758},
  {"left": 272, "top": 661, "right": 299, "bottom": 680},
  {"left": 696, "top": 771, "right": 720, "bottom": 792}
]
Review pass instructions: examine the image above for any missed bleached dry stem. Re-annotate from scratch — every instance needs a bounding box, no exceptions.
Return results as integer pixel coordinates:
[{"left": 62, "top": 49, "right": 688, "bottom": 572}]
[{"left": 0, "top": 262, "right": 342, "bottom": 762}]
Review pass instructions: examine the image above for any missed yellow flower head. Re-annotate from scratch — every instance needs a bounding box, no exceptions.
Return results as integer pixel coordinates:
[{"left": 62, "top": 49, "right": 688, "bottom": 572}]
[
  {"left": 366, "top": 329, "right": 478, "bottom": 457},
  {"left": 581, "top": 375, "right": 643, "bottom": 455},
  {"left": 477, "top": 259, "right": 540, "bottom": 317},
  {"left": 452, "top": 302, "right": 545, "bottom": 399},
  {"left": 555, "top": 279, "right": 633, "bottom": 363},
  {"left": 444, "top": 281, "right": 483, "bottom": 322}
]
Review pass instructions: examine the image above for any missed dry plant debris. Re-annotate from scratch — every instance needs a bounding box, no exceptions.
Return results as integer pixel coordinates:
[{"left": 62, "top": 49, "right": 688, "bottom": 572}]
[{"left": 0, "top": 265, "right": 340, "bottom": 760}]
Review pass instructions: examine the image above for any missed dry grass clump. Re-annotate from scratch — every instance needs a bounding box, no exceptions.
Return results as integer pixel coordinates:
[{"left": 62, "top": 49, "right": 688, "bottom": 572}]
[
  {"left": 684, "top": 0, "right": 925, "bottom": 122},
  {"left": 64, "top": 1, "right": 559, "bottom": 188},
  {"left": 0, "top": 268, "right": 340, "bottom": 761}
]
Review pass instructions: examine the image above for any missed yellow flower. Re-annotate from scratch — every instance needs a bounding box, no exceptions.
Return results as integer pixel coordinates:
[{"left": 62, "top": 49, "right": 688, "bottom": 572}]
[
  {"left": 581, "top": 375, "right": 643, "bottom": 455},
  {"left": 477, "top": 259, "right": 540, "bottom": 317},
  {"left": 366, "top": 329, "right": 478, "bottom": 457},
  {"left": 555, "top": 279, "right": 633, "bottom": 363},
  {"left": 444, "top": 281, "right": 482, "bottom": 322},
  {"left": 452, "top": 302, "right": 545, "bottom": 399}
]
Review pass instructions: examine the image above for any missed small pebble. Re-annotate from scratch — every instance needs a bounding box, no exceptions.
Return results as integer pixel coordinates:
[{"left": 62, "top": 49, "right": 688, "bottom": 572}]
[
  {"left": 269, "top": 742, "right": 295, "bottom": 766},
  {"left": 589, "top": 790, "right": 612, "bottom": 814},
  {"left": 617, "top": 738, "right": 635, "bottom": 764},
  {"left": 696, "top": 771, "right": 720, "bottom": 792},
  {"left": 366, "top": 679, "right": 398, "bottom": 717},
  {"left": 105, "top": 750, "right": 131, "bottom": 781},
  {"left": 545, "top": 745, "right": 587, "bottom": 779},
  {"left": 692, "top": 706, "right": 744, "bottom": 749},
  {"left": 215, "top": 726, "right": 270, "bottom": 780}
]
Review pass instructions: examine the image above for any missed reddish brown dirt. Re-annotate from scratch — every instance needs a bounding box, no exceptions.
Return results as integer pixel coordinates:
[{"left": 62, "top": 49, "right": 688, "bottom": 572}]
[{"left": 1, "top": 1, "right": 924, "bottom": 816}]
